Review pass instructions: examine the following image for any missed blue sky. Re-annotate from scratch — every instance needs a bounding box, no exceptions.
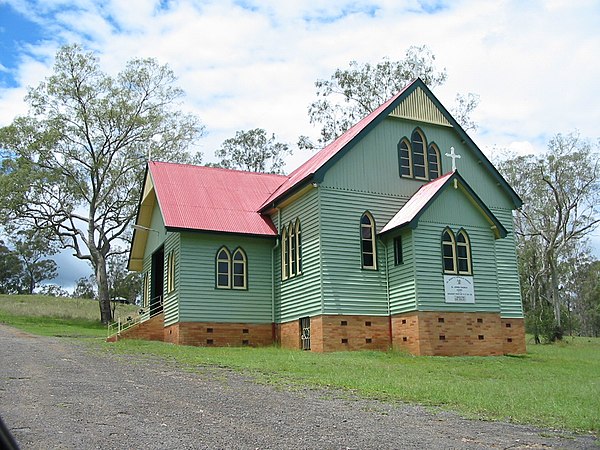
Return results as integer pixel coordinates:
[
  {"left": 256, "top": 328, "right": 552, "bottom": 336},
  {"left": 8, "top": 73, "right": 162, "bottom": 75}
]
[{"left": 0, "top": 0, "right": 599, "bottom": 287}]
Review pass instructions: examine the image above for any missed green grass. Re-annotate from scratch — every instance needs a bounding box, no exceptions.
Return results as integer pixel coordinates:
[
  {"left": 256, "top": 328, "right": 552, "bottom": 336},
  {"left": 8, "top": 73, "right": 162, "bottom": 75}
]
[
  {"left": 1, "top": 294, "right": 598, "bottom": 435},
  {"left": 0, "top": 294, "right": 137, "bottom": 337}
]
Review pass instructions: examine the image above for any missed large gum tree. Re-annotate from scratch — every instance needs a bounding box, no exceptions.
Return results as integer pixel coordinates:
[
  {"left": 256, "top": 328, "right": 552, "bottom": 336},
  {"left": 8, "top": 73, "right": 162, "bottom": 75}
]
[{"left": 0, "top": 44, "right": 204, "bottom": 324}]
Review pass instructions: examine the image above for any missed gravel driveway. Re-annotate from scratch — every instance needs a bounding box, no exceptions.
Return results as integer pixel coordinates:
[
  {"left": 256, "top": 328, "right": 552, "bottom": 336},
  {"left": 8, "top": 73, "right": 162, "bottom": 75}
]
[{"left": 0, "top": 324, "right": 597, "bottom": 449}]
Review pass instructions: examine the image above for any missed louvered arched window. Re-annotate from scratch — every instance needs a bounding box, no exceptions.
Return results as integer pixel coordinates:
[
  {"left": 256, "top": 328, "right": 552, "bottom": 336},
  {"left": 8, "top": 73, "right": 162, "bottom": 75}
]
[
  {"left": 427, "top": 143, "right": 441, "bottom": 179},
  {"left": 398, "top": 138, "right": 412, "bottom": 178},
  {"left": 399, "top": 129, "right": 443, "bottom": 181},
  {"left": 411, "top": 129, "right": 427, "bottom": 179},
  {"left": 360, "top": 212, "right": 377, "bottom": 270}
]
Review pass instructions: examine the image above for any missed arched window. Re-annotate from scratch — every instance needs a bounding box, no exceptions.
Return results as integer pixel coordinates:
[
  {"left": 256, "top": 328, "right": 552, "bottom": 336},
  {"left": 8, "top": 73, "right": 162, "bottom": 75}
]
[
  {"left": 281, "top": 227, "right": 289, "bottom": 280},
  {"left": 427, "top": 143, "right": 441, "bottom": 179},
  {"left": 442, "top": 229, "right": 457, "bottom": 274},
  {"left": 216, "top": 247, "right": 231, "bottom": 288},
  {"left": 360, "top": 212, "right": 377, "bottom": 270},
  {"left": 398, "top": 138, "right": 412, "bottom": 178},
  {"left": 232, "top": 248, "right": 247, "bottom": 289},
  {"left": 289, "top": 222, "right": 297, "bottom": 276},
  {"left": 282, "top": 219, "right": 302, "bottom": 280},
  {"left": 295, "top": 219, "right": 302, "bottom": 274},
  {"left": 411, "top": 130, "right": 427, "bottom": 179},
  {"left": 456, "top": 229, "right": 472, "bottom": 275},
  {"left": 399, "top": 130, "right": 444, "bottom": 181}
]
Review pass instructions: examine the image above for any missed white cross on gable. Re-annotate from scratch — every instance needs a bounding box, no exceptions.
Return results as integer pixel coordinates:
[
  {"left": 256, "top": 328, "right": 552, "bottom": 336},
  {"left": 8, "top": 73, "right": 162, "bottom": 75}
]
[{"left": 445, "top": 147, "right": 461, "bottom": 171}]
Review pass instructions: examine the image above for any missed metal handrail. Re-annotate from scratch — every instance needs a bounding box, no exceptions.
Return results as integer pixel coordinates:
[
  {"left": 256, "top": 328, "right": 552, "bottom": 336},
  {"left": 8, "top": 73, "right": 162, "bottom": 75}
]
[{"left": 107, "top": 295, "right": 163, "bottom": 339}]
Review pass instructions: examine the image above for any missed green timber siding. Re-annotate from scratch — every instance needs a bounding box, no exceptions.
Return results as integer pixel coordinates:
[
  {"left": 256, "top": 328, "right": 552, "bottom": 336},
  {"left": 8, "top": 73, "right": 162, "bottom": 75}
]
[
  {"left": 414, "top": 186, "right": 500, "bottom": 312},
  {"left": 492, "top": 208, "right": 524, "bottom": 317},
  {"left": 163, "top": 232, "right": 180, "bottom": 327},
  {"left": 319, "top": 188, "right": 401, "bottom": 316},
  {"left": 275, "top": 188, "right": 321, "bottom": 323},
  {"left": 178, "top": 232, "right": 274, "bottom": 323},
  {"left": 322, "top": 116, "right": 515, "bottom": 210},
  {"left": 386, "top": 230, "right": 416, "bottom": 314}
]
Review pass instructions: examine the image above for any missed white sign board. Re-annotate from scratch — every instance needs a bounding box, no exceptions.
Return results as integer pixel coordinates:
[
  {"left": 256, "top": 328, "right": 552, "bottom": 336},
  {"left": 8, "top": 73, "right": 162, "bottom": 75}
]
[{"left": 444, "top": 275, "right": 475, "bottom": 304}]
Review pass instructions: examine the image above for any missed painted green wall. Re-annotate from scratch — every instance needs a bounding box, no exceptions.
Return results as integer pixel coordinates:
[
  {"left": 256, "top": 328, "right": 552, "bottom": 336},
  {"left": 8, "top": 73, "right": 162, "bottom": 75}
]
[
  {"left": 386, "top": 229, "right": 416, "bottom": 315},
  {"left": 275, "top": 188, "right": 322, "bottom": 322},
  {"left": 319, "top": 188, "right": 398, "bottom": 316},
  {"left": 322, "top": 117, "right": 515, "bottom": 210},
  {"left": 492, "top": 208, "right": 523, "bottom": 317},
  {"left": 178, "top": 232, "right": 274, "bottom": 323},
  {"left": 414, "top": 186, "right": 500, "bottom": 312}
]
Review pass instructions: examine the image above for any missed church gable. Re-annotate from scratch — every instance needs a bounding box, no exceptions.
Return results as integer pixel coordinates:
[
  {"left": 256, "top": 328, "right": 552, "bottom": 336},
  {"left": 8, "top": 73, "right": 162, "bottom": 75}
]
[{"left": 389, "top": 86, "right": 452, "bottom": 128}]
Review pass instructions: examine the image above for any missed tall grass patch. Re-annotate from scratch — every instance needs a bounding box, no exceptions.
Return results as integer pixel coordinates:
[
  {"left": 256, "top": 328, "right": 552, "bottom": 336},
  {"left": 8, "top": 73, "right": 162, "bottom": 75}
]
[{"left": 0, "top": 294, "right": 137, "bottom": 337}]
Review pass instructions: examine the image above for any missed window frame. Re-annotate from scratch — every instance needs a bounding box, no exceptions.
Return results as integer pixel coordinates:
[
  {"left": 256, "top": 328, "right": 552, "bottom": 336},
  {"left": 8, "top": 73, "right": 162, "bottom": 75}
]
[
  {"left": 456, "top": 229, "right": 473, "bottom": 275},
  {"left": 281, "top": 227, "right": 289, "bottom": 280},
  {"left": 142, "top": 272, "right": 150, "bottom": 307},
  {"left": 394, "top": 236, "right": 403, "bottom": 266},
  {"left": 442, "top": 228, "right": 457, "bottom": 274},
  {"left": 411, "top": 129, "right": 428, "bottom": 181},
  {"left": 282, "top": 218, "right": 302, "bottom": 281},
  {"left": 232, "top": 247, "right": 248, "bottom": 290},
  {"left": 360, "top": 211, "right": 377, "bottom": 270},
  {"left": 427, "top": 143, "right": 441, "bottom": 180},
  {"left": 166, "top": 251, "right": 176, "bottom": 293},
  {"left": 295, "top": 219, "right": 302, "bottom": 275},
  {"left": 398, "top": 138, "right": 413, "bottom": 178},
  {"left": 216, "top": 246, "right": 232, "bottom": 289}
]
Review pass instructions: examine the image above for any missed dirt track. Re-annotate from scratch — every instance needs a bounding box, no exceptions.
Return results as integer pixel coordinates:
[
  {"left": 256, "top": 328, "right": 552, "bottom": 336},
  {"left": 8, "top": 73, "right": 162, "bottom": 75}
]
[{"left": 0, "top": 324, "right": 597, "bottom": 449}]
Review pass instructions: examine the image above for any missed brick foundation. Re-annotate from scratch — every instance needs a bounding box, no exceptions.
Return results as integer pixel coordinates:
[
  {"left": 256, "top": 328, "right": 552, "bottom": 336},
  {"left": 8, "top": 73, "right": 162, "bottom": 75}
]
[
  {"left": 106, "top": 313, "right": 165, "bottom": 343},
  {"left": 109, "top": 312, "right": 525, "bottom": 356},
  {"left": 278, "top": 315, "right": 391, "bottom": 352},
  {"left": 391, "top": 312, "right": 526, "bottom": 356},
  {"left": 278, "top": 320, "right": 301, "bottom": 349},
  {"left": 164, "top": 322, "right": 273, "bottom": 348},
  {"left": 501, "top": 318, "right": 526, "bottom": 354}
]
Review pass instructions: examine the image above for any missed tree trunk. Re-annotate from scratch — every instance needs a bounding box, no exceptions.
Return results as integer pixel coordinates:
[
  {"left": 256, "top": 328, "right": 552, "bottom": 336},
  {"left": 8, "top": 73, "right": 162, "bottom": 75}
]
[{"left": 94, "top": 254, "right": 112, "bottom": 324}]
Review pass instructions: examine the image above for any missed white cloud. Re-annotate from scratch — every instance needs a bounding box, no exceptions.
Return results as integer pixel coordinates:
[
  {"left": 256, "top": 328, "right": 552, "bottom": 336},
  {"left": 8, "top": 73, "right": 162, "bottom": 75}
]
[{"left": 0, "top": 0, "right": 599, "bottom": 276}]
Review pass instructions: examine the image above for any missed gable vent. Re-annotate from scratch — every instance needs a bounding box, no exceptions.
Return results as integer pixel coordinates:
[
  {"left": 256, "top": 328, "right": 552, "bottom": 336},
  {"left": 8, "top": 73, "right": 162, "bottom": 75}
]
[{"left": 389, "top": 87, "right": 452, "bottom": 127}]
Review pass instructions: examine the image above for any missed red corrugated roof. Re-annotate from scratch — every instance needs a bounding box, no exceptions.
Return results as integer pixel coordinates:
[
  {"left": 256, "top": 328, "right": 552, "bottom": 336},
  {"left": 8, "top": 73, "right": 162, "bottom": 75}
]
[
  {"left": 149, "top": 161, "right": 287, "bottom": 236},
  {"left": 380, "top": 171, "right": 455, "bottom": 234},
  {"left": 259, "top": 83, "right": 412, "bottom": 210}
]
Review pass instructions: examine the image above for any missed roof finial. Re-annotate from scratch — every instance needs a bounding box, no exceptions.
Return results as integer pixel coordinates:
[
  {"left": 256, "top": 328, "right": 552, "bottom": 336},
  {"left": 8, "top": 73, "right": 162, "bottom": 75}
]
[{"left": 445, "top": 146, "right": 461, "bottom": 172}]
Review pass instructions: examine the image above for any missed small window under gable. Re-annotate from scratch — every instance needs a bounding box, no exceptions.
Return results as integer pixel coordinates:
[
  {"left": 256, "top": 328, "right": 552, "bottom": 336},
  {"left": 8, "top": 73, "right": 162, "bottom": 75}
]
[
  {"left": 361, "top": 212, "right": 377, "bottom": 270},
  {"left": 394, "top": 236, "right": 403, "bottom": 265},
  {"left": 216, "top": 247, "right": 231, "bottom": 289},
  {"left": 442, "top": 228, "right": 473, "bottom": 275}
]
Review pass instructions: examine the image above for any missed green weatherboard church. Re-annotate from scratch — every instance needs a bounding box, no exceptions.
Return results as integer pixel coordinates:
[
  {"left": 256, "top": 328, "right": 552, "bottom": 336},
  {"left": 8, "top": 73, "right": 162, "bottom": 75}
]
[{"left": 126, "top": 78, "right": 526, "bottom": 356}]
